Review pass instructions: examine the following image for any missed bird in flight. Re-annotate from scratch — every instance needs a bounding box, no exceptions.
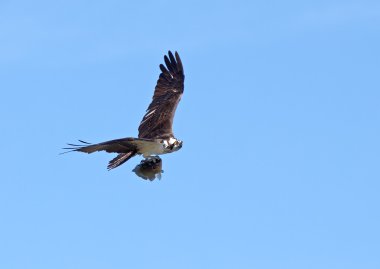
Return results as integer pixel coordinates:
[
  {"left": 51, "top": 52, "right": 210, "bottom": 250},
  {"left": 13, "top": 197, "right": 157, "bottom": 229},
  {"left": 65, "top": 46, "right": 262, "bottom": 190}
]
[{"left": 63, "top": 51, "right": 185, "bottom": 171}]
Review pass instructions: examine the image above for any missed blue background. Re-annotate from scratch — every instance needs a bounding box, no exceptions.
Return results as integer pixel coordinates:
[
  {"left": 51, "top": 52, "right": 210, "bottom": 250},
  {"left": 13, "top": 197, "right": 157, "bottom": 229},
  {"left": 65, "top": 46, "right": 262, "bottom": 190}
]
[{"left": 1, "top": 1, "right": 379, "bottom": 268}]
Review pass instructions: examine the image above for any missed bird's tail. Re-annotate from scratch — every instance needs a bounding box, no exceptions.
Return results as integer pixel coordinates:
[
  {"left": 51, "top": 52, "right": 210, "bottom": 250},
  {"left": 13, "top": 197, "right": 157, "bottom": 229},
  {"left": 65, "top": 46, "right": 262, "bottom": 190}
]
[{"left": 107, "top": 151, "right": 136, "bottom": 170}]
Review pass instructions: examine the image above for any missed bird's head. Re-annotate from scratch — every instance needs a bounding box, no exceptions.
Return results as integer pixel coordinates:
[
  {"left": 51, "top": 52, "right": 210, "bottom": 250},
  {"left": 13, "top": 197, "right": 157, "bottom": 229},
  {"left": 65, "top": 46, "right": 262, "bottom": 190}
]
[
  {"left": 164, "top": 137, "right": 183, "bottom": 152},
  {"left": 175, "top": 139, "right": 183, "bottom": 149},
  {"left": 171, "top": 139, "right": 183, "bottom": 151}
]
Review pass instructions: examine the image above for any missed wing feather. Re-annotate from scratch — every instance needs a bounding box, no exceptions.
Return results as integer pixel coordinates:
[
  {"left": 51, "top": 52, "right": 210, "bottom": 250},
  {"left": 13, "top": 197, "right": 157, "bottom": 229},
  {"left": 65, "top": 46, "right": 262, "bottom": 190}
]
[
  {"left": 107, "top": 152, "right": 136, "bottom": 170},
  {"left": 61, "top": 138, "right": 138, "bottom": 154},
  {"left": 138, "top": 51, "right": 185, "bottom": 139}
]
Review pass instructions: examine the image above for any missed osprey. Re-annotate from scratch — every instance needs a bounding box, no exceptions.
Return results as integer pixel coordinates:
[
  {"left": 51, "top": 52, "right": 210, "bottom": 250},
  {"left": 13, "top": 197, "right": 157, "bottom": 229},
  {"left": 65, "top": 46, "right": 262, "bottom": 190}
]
[{"left": 63, "top": 51, "right": 185, "bottom": 170}]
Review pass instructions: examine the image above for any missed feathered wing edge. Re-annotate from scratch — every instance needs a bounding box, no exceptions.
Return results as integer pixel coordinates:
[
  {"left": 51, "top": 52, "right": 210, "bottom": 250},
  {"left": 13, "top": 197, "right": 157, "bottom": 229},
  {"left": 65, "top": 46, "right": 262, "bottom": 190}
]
[
  {"left": 61, "top": 139, "right": 138, "bottom": 170},
  {"left": 62, "top": 51, "right": 185, "bottom": 169},
  {"left": 107, "top": 152, "right": 136, "bottom": 170},
  {"left": 138, "top": 50, "right": 184, "bottom": 139}
]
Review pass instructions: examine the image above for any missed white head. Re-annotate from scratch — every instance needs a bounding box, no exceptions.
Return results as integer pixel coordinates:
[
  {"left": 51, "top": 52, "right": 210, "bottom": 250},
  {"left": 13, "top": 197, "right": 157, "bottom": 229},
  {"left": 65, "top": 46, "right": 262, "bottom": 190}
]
[
  {"left": 172, "top": 139, "right": 183, "bottom": 151},
  {"left": 164, "top": 138, "right": 183, "bottom": 152}
]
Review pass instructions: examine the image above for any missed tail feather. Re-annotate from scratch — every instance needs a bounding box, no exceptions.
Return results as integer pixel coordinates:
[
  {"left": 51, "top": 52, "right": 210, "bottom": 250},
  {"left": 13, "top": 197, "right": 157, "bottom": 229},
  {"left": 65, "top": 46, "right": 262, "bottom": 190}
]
[{"left": 107, "top": 151, "right": 136, "bottom": 170}]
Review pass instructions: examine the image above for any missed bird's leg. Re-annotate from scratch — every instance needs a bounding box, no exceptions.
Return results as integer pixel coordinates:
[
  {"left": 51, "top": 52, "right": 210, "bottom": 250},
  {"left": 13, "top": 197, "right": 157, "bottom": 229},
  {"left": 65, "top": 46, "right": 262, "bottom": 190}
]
[{"left": 143, "top": 155, "right": 161, "bottom": 164}]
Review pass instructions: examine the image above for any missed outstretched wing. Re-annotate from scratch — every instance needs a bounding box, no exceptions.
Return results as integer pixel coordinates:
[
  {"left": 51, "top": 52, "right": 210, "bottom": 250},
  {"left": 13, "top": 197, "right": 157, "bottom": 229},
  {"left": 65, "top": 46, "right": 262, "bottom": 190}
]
[
  {"left": 62, "top": 138, "right": 138, "bottom": 154},
  {"left": 62, "top": 139, "right": 139, "bottom": 170},
  {"left": 138, "top": 51, "right": 184, "bottom": 139}
]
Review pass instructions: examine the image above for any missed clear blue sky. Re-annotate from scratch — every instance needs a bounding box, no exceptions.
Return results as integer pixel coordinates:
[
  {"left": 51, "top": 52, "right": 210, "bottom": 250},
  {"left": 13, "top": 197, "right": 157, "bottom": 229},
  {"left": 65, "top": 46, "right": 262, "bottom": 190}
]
[{"left": 0, "top": 1, "right": 379, "bottom": 268}]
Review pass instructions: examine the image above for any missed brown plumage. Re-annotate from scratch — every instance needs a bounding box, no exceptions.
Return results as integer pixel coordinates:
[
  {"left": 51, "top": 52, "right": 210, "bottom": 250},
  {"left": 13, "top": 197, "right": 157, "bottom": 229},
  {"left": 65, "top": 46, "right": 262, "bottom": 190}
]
[
  {"left": 138, "top": 51, "right": 184, "bottom": 139},
  {"left": 63, "top": 51, "right": 185, "bottom": 170}
]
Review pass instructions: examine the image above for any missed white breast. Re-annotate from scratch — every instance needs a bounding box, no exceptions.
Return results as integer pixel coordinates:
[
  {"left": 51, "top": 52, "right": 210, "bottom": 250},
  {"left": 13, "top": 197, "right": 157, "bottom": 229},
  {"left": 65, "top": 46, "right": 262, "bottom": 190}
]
[{"left": 133, "top": 140, "right": 165, "bottom": 157}]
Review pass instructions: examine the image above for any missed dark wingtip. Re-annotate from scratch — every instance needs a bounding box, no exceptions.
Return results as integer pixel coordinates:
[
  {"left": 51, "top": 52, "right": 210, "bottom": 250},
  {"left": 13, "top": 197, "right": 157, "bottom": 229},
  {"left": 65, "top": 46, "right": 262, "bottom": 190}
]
[
  {"left": 59, "top": 149, "right": 75, "bottom": 155},
  {"left": 174, "top": 51, "right": 183, "bottom": 73},
  {"left": 164, "top": 55, "right": 174, "bottom": 72},
  {"left": 168, "top": 50, "right": 174, "bottom": 59},
  {"left": 159, "top": 63, "right": 168, "bottom": 73},
  {"left": 60, "top": 139, "right": 92, "bottom": 155},
  {"left": 78, "top": 140, "right": 91, "bottom": 144}
]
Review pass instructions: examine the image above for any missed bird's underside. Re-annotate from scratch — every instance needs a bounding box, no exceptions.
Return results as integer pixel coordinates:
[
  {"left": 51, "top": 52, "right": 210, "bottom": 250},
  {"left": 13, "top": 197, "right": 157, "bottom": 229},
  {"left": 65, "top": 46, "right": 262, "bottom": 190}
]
[
  {"left": 63, "top": 137, "right": 182, "bottom": 170},
  {"left": 63, "top": 51, "right": 185, "bottom": 171}
]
